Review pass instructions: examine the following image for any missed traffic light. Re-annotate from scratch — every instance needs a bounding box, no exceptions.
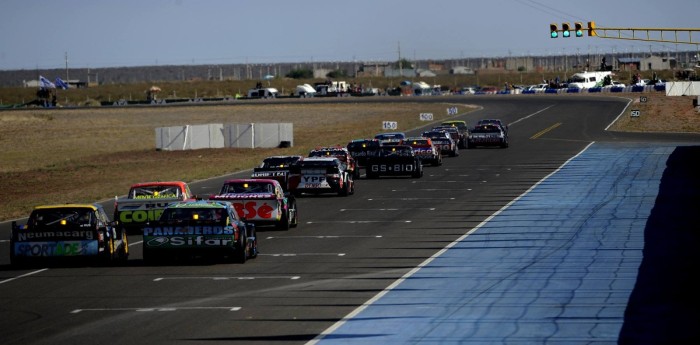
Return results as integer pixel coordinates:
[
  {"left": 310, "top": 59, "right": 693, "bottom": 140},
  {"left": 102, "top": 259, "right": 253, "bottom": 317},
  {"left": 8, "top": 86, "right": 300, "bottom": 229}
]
[
  {"left": 575, "top": 22, "right": 583, "bottom": 37},
  {"left": 587, "top": 21, "right": 597, "bottom": 36},
  {"left": 562, "top": 23, "right": 571, "bottom": 37},
  {"left": 550, "top": 23, "right": 558, "bottom": 38}
]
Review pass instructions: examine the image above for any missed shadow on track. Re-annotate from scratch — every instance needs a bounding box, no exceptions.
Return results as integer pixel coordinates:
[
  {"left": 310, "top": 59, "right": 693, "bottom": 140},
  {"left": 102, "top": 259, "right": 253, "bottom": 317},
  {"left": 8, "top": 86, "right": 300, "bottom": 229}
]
[{"left": 619, "top": 145, "right": 700, "bottom": 344}]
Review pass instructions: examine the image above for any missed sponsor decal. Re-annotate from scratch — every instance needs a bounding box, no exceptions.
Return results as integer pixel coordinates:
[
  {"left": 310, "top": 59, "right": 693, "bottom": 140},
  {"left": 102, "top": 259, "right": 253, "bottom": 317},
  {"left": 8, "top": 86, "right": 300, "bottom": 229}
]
[
  {"left": 142, "top": 225, "right": 234, "bottom": 236},
  {"left": 133, "top": 194, "right": 177, "bottom": 199},
  {"left": 231, "top": 201, "right": 278, "bottom": 220},
  {"left": 300, "top": 175, "right": 330, "bottom": 189},
  {"left": 252, "top": 171, "right": 287, "bottom": 177},
  {"left": 14, "top": 241, "right": 99, "bottom": 257},
  {"left": 118, "top": 209, "right": 165, "bottom": 223},
  {"left": 118, "top": 202, "right": 171, "bottom": 210},
  {"left": 144, "top": 235, "right": 234, "bottom": 248},
  {"left": 17, "top": 230, "right": 94, "bottom": 241},
  {"left": 371, "top": 164, "right": 415, "bottom": 172},
  {"left": 216, "top": 193, "right": 275, "bottom": 200}
]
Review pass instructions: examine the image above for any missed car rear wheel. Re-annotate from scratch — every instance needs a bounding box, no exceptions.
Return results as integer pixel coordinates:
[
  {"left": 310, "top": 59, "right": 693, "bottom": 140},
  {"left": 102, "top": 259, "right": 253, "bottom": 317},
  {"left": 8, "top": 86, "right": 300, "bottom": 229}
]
[
  {"left": 232, "top": 231, "right": 248, "bottom": 264},
  {"left": 277, "top": 209, "right": 291, "bottom": 230}
]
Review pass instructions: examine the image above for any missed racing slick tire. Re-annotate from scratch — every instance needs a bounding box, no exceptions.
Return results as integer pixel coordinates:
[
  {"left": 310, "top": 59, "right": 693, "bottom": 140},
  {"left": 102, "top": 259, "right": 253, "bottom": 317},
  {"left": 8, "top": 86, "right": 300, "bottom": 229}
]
[
  {"left": 289, "top": 198, "right": 299, "bottom": 228},
  {"left": 117, "top": 231, "right": 129, "bottom": 262},
  {"left": 100, "top": 238, "right": 116, "bottom": 264},
  {"left": 277, "top": 209, "right": 291, "bottom": 230},
  {"left": 433, "top": 154, "right": 443, "bottom": 166},
  {"left": 339, "top": 177, "right": 352, "bottom": 197},
  {"left": 412, "top": 163, "right": 424, "bottom": 178},
  {"left": 248, "top": 226, "right": 258, "bottom": 259},
  {"left": 231, "top": 231, "right": 248, "bottom": 264},
  {"left": 450, "top": 147, "right": 459, "bottom": 157}
]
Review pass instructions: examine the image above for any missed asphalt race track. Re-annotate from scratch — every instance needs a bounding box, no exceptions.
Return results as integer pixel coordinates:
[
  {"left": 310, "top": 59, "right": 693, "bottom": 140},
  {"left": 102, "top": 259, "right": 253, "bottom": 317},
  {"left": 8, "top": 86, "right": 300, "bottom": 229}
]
[{"left": 1, "top": 95, "right": 698, "bottom": 344}]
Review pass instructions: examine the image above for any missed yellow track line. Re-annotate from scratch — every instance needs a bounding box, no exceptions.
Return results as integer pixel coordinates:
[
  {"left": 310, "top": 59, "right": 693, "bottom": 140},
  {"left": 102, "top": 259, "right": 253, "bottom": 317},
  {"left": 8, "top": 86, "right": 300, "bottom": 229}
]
[{"left": 530, "top": 122, "right": 562, "bottom": 139}]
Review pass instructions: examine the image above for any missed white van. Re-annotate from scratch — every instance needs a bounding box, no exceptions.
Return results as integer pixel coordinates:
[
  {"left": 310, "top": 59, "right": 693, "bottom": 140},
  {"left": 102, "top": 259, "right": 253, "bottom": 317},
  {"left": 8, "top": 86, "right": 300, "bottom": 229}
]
[
  {"left": 294, "top": 84, "right": 316, "bottom": 97},
  {"left": 247, "top": 88, "right": 279, "bottom": 98},
  {"left": 568, "top": 71, "right": 612, "bottom": 89}
]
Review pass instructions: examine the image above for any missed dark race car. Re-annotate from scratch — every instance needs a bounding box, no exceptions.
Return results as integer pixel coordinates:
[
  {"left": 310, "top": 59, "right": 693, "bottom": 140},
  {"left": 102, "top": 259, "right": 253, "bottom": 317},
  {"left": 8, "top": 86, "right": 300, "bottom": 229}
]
[
  {"left": 308, "top": 146, "right": 359, "bottom": 178},
  {"left": 142, "top": 200, "right": 257, "bottom": 263},
  {"left": 288, "top": 157, "right": 355, "bottom": 196},
  {"left": 365, "top": 145, "right": 423, "bottom": 179},
  {"left": 439, "top": 120, "right": 470, "bottom": 149},
  {"left": 11, "top": 203, "right": 129, "bottom": 266},
  {"left": 431, "top": 126, "right": 463, "bottom": 149},
  {"left": 346, "top": 139, "right": 381, "bottom": 177},
  {"left": 422, "top": 130, "right": 459, "bottom": 157},
  {"left": 374, "top": 132, "right": 406, "bottom": 146},
  {"left": 251, "top": 155, "right": 304, "bottom": 192},
  {"left": 400, "top": 137, "right": 442, "bottom": 166},
  {"left": 468, "top": 124, "right": 509, "bottom": 148},
  {"left": 476, "top": 119, "right": 508, "bottom": 135}
]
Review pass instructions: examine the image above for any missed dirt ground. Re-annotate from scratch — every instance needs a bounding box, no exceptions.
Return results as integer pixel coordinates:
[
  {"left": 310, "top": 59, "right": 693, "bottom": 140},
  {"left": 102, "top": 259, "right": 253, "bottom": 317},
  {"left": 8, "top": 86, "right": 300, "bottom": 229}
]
[{"left": 0, "top": 94, "right": 697, "bottom": 221}]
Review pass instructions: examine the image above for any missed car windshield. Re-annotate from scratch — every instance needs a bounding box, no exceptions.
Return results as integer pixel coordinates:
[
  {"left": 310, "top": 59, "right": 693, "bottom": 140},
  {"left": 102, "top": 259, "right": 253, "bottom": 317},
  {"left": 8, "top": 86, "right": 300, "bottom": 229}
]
[
  {"left": 347, "top": 141, "right": 380, "bottom": 151},
  {"left": 309, "top": 150, "right": 345, "bottom": 158},
  {"left": 221, "top": 182, "right": 274, "bottom": 194},
  {"left": 29, "top": 208, "right": 96, "bottom": 229},
  {"left": 161, "top": 208, "right": 226, "bottom": 222},
  {"left": 375, "top": 133, "right": 404, "bottom": 140},
  {"left": 130, "top": 186, "right": 180, "bottom": 199},
  {"left": 472, "top": 126, "right": 501, "bottom": 133},
  {"left": 380, "top": 146, "right": 413, "bottom": 156},
  {"left": 260, "top": 157, "right": 300, "bottom": 169},
  {"left": 422, "top": 132, "right": 448, "bottom": 140}
]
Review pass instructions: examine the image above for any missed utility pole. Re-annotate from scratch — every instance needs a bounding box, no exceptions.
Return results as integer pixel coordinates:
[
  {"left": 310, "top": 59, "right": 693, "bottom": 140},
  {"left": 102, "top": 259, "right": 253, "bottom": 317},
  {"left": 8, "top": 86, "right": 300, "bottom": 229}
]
[
  {"left": 65, "top": 52, "right": 69, "bottom": 81},
  {"left": 398, "top": 41, "right": 402, "bottom": 77}
]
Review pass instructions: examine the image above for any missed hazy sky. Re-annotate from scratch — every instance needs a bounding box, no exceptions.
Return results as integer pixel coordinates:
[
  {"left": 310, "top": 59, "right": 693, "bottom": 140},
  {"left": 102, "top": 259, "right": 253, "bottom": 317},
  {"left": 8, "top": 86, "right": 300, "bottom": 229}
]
[{"left": 1, "top": 0, "right": 697, "bottom": 70}]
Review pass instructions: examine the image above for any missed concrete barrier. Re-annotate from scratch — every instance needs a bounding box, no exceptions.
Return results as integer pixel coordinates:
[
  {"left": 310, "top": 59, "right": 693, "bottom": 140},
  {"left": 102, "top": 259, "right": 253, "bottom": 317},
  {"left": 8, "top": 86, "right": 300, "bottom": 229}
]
[{"left": 156, "top": 122, "right": 293, "bottom": 150}]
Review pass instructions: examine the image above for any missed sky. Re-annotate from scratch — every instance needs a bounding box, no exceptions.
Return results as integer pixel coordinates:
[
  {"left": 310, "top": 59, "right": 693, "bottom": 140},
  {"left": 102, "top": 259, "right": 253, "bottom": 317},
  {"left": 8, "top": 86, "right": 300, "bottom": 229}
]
[{"left": 1, "top": 0, "right": 698, "bottom": 70}]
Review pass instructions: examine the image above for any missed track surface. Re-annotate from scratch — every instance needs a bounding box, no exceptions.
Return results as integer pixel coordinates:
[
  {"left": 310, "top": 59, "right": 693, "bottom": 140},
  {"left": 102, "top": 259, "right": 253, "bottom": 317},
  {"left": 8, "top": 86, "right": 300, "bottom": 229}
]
[{"left": 1, "top": 96, "right": 698, "bottom": 344}]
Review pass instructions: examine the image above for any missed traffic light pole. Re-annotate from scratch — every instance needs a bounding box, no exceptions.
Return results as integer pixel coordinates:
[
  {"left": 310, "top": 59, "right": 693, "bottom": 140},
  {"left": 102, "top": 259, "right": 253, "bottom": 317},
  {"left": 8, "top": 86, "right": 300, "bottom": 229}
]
[
  {"left": 592, "top": 27, "right": 700, "bottom": 45},
  {"left": 549, "top": 21, "right": 700, "bottom": 45}
]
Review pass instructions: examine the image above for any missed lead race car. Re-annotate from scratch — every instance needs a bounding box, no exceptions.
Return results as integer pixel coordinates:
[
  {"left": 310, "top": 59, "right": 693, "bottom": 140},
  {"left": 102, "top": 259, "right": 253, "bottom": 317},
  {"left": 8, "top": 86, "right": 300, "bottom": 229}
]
[
  {"left": 10, "top": 203, "right": 129, "bottom": 266},
  {"left": 210, "top": 178, "right": 298, "bottom": 230},
  {"left": 142, "top": 200, "right": 257, "bottom": 263},
  {"left": 467, "top": 123, "right": 509, "bottom": 148}
]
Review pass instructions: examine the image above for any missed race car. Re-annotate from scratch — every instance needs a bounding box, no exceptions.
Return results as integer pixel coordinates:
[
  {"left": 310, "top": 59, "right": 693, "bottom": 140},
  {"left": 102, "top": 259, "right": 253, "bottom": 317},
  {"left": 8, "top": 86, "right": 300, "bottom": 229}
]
[
  {"left": 210, "top": 178, "right": 298, "bottom": 230},
  {"left": 10, "top": 203, "right": 129, "bottom": 266},
  {"left": 251, "top": 155, "right": 304, "bottom": 191},
  {"left": 366, "top": 145, "right": 423, "bottom": 179},
  {"left": 400, "top": 137, "right": 442, "bottom": 166},
  {"left": 467, "top": 124, "right": 509, "bottom": 148},
  {"left": 346, "top": 138, "right": 381, "bottom": 177},
  {"left": 476, "top": 119, "right": 508, "bottom": 135},
  {"left": 422, "top": 130, "right": 459, "bottom": 157},
  {"left": 114, "top": 181, "right": 194, "bottom": 235},
  {"left": 431, "top": 125, "right": 465, "bottom": 149},
  {"left": 308, "top": 146, "right": 359, "bottom": 178},
  {"left": 374, "top": 132, "right": 406, "bottom": 146},
  {"left": 288, "top": 156, "right": 355, "bottom": 196},
  {"left": 142, "top": 200, "right": 257, "bottom": 263},
  {"left": 440, "top": 120, "right": 470, "bottom": 148}
]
